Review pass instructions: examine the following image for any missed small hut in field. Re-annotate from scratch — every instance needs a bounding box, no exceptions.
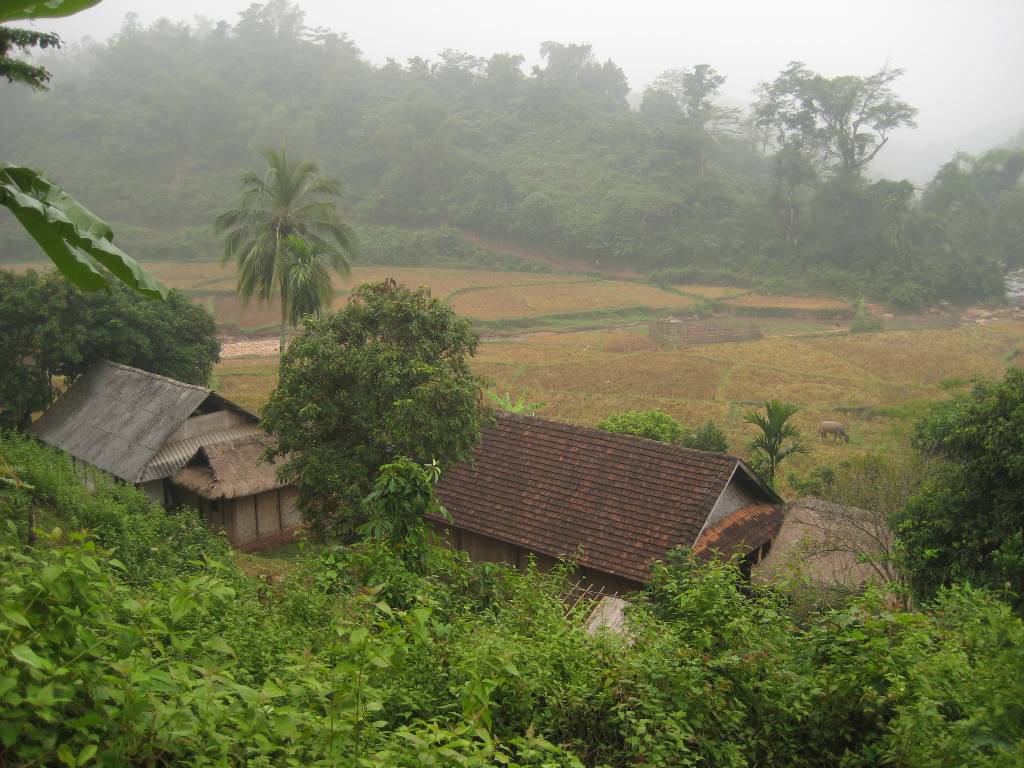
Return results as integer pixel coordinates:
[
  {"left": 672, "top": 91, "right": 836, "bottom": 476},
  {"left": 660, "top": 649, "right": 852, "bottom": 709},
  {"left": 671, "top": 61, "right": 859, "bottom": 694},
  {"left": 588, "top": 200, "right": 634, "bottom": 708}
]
[{"left": 30, "top": 360, "right": 300, "bottom": 551}]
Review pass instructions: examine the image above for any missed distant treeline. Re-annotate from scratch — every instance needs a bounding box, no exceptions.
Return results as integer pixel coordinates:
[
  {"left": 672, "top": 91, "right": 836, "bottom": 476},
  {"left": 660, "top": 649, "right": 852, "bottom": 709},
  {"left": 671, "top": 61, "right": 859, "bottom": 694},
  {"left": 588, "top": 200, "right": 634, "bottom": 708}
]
[{"left": 1, "top": 1, "right": 1022, "bottom": 306}]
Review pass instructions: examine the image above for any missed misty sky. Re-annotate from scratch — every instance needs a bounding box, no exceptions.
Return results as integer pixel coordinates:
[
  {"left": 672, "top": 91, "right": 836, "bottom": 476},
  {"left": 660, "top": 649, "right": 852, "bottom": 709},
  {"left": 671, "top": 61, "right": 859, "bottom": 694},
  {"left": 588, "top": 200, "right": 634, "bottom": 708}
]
[{"left": 38, "top": 0, "right": 1024, "bottom": 181}]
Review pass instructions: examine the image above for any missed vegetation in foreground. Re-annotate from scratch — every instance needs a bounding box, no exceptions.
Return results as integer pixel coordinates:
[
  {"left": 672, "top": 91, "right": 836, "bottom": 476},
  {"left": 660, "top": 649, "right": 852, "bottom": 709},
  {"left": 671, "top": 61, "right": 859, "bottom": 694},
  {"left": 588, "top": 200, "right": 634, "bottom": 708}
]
[{"left": 2, "top": 430, "right": 1023, "bottom": 767}]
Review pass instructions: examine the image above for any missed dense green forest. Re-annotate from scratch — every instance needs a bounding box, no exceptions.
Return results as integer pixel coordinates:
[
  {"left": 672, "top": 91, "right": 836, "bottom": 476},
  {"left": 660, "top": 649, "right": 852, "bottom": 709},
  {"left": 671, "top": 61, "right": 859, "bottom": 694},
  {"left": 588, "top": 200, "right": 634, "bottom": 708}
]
[{"left": 2, "top": 1, "right": 1022, "bottom": 307}]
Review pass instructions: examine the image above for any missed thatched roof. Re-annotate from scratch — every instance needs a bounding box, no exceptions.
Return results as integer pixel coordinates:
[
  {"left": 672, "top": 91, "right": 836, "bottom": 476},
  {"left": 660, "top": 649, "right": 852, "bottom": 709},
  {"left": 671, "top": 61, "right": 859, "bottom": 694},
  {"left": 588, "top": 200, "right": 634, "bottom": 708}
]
[
  {"left": 173, "top": 432, "right": 286, "bottom": 500},
  {"left": 30, "top": 360, "right": 256, "bottom": 483}
]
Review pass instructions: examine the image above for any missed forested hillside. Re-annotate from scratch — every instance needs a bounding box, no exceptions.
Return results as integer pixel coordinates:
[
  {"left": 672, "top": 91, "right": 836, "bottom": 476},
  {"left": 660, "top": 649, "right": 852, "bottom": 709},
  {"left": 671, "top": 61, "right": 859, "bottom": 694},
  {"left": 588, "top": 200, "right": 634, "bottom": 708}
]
[{"left": 2, "top": 1, "right": 1022, "bottom": 306}]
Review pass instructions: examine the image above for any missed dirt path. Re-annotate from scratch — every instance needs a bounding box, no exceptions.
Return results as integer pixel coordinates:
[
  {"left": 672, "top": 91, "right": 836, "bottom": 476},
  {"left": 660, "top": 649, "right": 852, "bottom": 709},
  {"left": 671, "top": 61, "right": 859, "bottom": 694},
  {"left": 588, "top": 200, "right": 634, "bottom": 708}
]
[{"left": 220, "top": 336, "right": 280, "bottom": 358}]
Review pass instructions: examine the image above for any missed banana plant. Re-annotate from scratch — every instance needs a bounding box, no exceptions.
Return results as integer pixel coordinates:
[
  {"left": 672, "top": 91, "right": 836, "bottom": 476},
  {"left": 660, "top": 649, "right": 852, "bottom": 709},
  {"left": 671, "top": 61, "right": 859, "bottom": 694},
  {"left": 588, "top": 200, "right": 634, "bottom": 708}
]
[
  {"left": 1, "top": 0, "right": 167, "bottom": 298},
  {"left": 0, "top": 1, "right": 101, "bottom": 22},
  {"left": 0, "top": 165, "right": 167, "bottom": 298}
]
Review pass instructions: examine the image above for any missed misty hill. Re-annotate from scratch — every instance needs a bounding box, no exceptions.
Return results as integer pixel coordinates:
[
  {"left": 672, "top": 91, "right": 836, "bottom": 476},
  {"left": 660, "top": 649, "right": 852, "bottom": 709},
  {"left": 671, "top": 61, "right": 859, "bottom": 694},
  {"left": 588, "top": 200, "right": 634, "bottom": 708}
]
[{"left": 2, "top": 2, "right": 1022, "bottom": 307}]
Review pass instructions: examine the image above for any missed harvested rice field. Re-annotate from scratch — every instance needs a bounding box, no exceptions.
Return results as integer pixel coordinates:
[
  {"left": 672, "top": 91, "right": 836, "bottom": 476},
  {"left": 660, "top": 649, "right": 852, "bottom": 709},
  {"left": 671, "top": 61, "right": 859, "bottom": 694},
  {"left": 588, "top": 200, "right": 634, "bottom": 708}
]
[{"left": 214, "top": 319, "right": 1024, "bottom": 493}]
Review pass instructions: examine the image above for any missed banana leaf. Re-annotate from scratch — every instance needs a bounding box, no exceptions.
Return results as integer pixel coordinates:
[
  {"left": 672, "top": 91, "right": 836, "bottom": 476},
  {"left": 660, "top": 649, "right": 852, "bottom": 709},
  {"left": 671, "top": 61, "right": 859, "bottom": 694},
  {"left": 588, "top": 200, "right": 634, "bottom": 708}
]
[
  {"left": 0, "top": 165, "right": 167, "bottom": 299},
  {"left": 0, "top": 0, "right": 101, "bottom": 22}
]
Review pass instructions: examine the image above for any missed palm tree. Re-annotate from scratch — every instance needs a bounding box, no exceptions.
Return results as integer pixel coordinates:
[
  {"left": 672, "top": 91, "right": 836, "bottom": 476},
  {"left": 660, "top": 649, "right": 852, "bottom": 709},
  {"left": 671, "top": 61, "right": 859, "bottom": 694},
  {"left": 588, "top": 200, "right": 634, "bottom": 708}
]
[
  {"left": 744, "top": 399, "right": 809, "bottom": 485},
  {"left": 279, "top": 234, "right": 342, "bottom": 325},
  {"left": 214, "top": 148, "right": 355, "bottom": 357}
]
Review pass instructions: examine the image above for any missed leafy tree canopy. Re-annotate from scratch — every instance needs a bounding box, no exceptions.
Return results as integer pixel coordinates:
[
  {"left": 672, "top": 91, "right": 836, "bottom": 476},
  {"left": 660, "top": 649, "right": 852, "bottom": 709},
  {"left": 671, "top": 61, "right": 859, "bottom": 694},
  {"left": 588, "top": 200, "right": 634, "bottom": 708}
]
[
  {"left": 754, "top": 62, "right": 918, "bottom": 176},
  {"left": 894, "top": 368, "right": 1024, "bottom": 609},
  {"left": 0, "top": 269, "right": 219, "bottom": 429},
  {"left": 261, "top": 280, "right": 487, "bottom": 539}
]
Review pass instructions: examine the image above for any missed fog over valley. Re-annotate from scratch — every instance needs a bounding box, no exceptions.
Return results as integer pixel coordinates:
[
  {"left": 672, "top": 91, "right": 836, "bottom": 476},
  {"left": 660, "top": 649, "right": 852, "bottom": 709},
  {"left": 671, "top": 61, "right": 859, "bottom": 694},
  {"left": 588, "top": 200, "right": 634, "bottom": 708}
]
[{"left": 36, "top": 0, "right": 1024, "bottom": 182}]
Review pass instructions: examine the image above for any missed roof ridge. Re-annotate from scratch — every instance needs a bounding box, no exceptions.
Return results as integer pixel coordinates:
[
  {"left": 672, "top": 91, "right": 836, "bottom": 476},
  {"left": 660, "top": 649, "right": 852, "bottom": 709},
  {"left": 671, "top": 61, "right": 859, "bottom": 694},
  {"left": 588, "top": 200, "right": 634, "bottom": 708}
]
[
  {"left": 495, "top": 411, "right": 740, "bottom": 463},
  {"left": 98, "top": 359, "right": 212, "bottom": 393}
]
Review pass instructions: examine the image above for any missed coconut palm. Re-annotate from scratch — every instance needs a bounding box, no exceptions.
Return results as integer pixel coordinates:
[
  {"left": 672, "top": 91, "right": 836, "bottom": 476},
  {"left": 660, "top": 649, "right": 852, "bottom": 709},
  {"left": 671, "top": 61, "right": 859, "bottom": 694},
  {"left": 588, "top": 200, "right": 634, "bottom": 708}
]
[
  {"left": 214, "top": 148, "right": 355, "bottom": 357},
  {"left": 744, "top": 399, "right": 809, "bottom": 485},
  {"left": 279, "top": 234, "right": 342, "bottom": 325}
]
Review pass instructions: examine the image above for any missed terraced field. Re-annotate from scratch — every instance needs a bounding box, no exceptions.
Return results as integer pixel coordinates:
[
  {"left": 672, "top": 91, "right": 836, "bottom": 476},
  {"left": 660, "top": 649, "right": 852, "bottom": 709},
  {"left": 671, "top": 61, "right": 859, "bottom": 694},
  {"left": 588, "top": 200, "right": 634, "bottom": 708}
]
[{"left": 3, "top": 260, "right": 852, "bottom": 332}]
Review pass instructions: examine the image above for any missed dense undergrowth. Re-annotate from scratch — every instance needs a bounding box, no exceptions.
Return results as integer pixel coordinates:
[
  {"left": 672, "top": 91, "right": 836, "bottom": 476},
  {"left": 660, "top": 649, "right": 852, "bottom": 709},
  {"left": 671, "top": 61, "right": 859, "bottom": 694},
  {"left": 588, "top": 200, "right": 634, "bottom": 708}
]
[{"left": 1, "top": 431, "right": 1022, "bottom": 766}]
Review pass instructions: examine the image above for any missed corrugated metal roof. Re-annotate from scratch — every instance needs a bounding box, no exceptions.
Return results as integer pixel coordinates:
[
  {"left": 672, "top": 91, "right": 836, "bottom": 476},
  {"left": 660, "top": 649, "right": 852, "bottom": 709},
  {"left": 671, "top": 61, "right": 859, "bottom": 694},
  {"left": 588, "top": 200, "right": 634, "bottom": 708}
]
[
  {"left": 29, "top": 361, "right": 246, "bottom": 483},
  {"left": 140, "top": 424, "right": 265, "bottom": 482}
]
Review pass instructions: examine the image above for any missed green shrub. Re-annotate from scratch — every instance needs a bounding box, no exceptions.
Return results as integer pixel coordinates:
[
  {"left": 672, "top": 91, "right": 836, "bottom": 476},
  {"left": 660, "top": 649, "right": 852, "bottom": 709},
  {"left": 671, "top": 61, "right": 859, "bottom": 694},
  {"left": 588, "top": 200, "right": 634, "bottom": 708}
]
[
  {"left": 0, "top": 431, "right": 228, "bottom": 584},
  {"left": 682, "top": 421, "right": 729, "bottom": 452},
  {"left": 597, "top": 409, "right": 686, "bottom": 443}
]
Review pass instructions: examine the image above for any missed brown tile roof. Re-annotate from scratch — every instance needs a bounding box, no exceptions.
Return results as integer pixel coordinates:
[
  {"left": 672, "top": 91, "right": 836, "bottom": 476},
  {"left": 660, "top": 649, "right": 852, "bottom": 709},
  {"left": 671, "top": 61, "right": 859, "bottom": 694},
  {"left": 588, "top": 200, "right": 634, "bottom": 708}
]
[
  {"left": 693, "top": 502, "right": 784, "bottom": 561},
  {"left": 433, "top": 413, "right": 778, "bottom": 584}
]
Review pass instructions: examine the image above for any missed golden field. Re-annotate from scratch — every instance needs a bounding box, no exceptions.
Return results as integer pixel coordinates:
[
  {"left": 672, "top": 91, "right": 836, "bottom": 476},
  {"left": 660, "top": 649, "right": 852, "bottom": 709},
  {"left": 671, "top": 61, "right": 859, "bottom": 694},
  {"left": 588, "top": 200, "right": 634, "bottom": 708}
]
[
  {"left": 13, "top": 256, "right": 1017, "bottom": 493},
  {"left": 214, "top": 320, "right": 1024, "bottom": 493},
  {"left": 721, "top": 292, "right": 852, "bottom": 311},
  {"left": 5, "top": 260, "right": 849, "bottom": 330}
]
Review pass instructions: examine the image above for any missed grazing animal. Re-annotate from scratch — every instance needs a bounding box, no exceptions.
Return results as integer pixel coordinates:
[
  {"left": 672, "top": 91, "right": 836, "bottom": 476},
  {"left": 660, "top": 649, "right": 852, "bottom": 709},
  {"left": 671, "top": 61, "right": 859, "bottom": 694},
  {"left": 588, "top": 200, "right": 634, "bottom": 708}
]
[{"left": 819, "top": 420, "right": 850, "bottom": 443}]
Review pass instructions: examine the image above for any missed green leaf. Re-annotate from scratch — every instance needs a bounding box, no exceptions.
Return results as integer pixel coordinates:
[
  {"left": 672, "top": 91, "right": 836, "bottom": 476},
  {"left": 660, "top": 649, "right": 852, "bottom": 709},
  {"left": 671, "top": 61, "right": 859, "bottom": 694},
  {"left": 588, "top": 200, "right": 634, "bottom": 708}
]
[
  {"left": 201, "top": 636, "right": 236, "bottom": 657},
  {"left": 168, "top": 594, "right": 196, "bottom": 623},
  {"left": 3, "top": 609, "right": 30, "bottom": 628},
  {"left": 77, "top": 744, "right": 97, "bottom": 765},
  {"left": 260, "top": 679, "right": 286, "bottom": 699},
  {"left": 56, "top": 744, "right": 76, "bottom": 767},
  {"left": 348, "top": 627, "right": 369, "bottom": 646},
  {"left": 40, "top": 563, "right": 65, "bottom": 585},
  {"left": 0, "top": 0, "right": 102, "bottom": 22},
  {"left": 11, "top": 644, "right": 50, "bottom": 670},
  {"left": 0, "top": 165, "right": 167, "bottom": 299}
]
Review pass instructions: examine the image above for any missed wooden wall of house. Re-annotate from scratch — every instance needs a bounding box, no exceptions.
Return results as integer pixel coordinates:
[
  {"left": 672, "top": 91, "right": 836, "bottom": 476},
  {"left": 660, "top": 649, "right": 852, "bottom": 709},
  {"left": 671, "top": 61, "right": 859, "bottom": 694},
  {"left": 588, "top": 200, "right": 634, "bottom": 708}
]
[
  {"left": 431, "top": 522, "right": 643, "bottom": 594},
  {"left": 169, "top": 484, "right": 301, "bottom": 551},
  {"left": 217, "top": 487, "right": 300, "bottom": 550}
]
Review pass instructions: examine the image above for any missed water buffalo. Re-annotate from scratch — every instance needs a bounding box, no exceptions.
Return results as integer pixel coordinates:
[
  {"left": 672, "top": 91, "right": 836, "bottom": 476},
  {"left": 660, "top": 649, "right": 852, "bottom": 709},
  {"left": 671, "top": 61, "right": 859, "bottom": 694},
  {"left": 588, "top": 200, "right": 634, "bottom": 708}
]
[{"left": 819, "top": 420, "right": 850, "bottom": 443}]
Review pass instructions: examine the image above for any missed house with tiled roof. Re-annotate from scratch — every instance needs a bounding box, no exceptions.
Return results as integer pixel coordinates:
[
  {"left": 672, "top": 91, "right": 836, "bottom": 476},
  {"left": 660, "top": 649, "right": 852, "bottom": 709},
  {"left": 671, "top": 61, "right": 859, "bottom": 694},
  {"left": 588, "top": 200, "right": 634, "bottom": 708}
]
[{"left": 433, "top": 412, "right": 784, "bottom": 593}]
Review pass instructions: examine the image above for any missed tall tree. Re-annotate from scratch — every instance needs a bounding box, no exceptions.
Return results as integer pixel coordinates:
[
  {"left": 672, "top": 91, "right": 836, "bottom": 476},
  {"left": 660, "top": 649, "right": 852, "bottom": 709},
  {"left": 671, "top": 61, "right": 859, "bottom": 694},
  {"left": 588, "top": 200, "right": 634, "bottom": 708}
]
[
  {"left": 261, "top": 281, "right": 487, "bottom": 539},
  {"left": 647, "top": 64, "right": 738, "bottom": 175},
  {"left": 744, "top": 400, "right": 809, "bottom": 485},
  {"left": 214, "top": 148, "right": 356, "bottom": 357},
  {"left": 754, "top": 62, "right": 917, "bottom": 176}
]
